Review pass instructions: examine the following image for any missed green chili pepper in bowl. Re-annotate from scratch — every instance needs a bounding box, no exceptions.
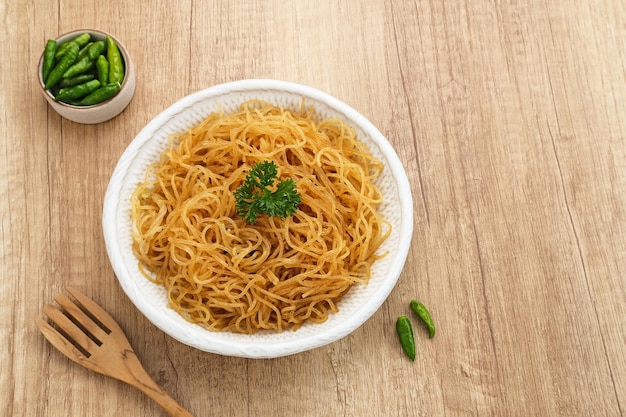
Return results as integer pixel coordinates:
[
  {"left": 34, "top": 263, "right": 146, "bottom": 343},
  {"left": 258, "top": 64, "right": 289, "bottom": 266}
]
[
  {"left": 62, "top": 55, "right": 96, "bottom": 79},
  {"left": 106, "top": 36, "right": 124, "bottom": 84},
  {"left": 54, "top": 41, "right": 73, "bottom": 59},
  {"left": 87, "top": 41, "right": 106, "bottom": 60},
  {"left": 55, "top": 32, "right": 91, "bottom": 58},
  {"left": 78, "top": 82, "right": 121, "bottom": 106},
  {"left": 396, "top": 315, "right": 416, "bottom": 361},
  {"left": 55, "top": 80, "right": 101, "bottom": 103},
  {"left": 410, "top": 300, "right": 435, "bottom": 338},
  {"left": 63, "top": 42, "right": 106, "bottom": 79},
  {"left": 45, "top": 42, "right": 79, "bottom": 89},
  {"left": 42, "top": 39, "right": 57, "bottom": 83},
  {"left": 76, "top": 41, "right": 94, "bottom": 60},
  {"left": 59, "top": 74, "right": 95, "bottom": 88},
  {"left": 96, "top": 55, "right": 109, "bottom": 85}
]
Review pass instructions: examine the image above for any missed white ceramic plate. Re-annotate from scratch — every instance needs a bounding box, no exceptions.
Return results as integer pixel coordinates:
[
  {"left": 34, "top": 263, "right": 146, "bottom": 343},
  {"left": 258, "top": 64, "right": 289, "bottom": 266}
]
[{"left": 102, "top": 79, "right": 413, "bottom": 358}]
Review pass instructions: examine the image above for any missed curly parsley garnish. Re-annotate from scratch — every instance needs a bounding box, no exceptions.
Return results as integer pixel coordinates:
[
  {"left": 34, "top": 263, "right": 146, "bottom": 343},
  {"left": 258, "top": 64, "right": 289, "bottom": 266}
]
[{"left": 234, "top": 160, "right": 302, "bottom": 224}]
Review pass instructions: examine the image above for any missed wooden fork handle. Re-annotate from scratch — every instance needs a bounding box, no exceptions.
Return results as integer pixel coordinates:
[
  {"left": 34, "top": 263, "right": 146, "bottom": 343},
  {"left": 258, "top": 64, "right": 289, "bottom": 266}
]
[
  {"left": 138, "top": 385, "right": 195, "bottom": 417},
  {"left": 135, "top": 382, "right": 195, "bottom": 417},
  {"left": 120, "top": 350, "right": 195, "bottom": 417}
]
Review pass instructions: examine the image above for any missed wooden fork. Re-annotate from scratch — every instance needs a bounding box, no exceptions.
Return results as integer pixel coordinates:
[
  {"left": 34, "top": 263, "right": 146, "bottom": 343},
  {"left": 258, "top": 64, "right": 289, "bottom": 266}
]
[{"left": 35, "top": 287, "right": 194, "bottom": 417}]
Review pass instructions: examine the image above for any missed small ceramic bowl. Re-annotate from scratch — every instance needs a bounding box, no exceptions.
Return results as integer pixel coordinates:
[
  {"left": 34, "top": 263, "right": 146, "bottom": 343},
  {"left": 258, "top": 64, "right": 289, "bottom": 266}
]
[{"left": 37, "top": 29, "right": 136, "bottom": 124}]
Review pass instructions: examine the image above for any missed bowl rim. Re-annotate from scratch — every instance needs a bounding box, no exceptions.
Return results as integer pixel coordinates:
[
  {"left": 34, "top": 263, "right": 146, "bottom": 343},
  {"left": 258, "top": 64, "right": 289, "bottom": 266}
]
[
  {"left": 102, "top": 79, "right": 414, "bottom": 358},
  {"left": 37, "top": 28, "right": 133, "bottom": 110}
]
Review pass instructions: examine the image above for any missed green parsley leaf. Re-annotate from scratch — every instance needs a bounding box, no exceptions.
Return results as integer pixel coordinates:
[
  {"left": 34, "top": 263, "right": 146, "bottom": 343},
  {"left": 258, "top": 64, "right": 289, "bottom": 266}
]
[{"left": 234, "top": 161, "right": 301, "bottom": 223}]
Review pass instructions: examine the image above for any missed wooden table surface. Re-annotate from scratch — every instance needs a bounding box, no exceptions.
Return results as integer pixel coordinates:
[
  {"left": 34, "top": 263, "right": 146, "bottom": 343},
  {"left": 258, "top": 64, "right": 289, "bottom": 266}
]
[{"left": 2, "top": 0, "right": 625, "bottom": 416}]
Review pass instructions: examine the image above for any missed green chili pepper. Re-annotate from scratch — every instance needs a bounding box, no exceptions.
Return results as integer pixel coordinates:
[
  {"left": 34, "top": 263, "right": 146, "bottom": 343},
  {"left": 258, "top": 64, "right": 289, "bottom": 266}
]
[
  {"left": 54, "top": 42, "right": 72, "bottom": 59},
  {"left": 63, "top": 42, "right": 106, "bottom": 79},
  {"left": 41, "top": 39, "right": 57, "bottom": 83},
  {"left": 396, "top": 315, "right": 416, "bottom": 361},
  {"left": 59, "top": 74, "right": 95, "bottom": 88},
  {"left": 87, "top": 41, "right": 106, "bottom": 60},
  {"left": 62, "top": 55, "right": 95, "bottom": 79},
  {"left": 55, "top": 33, "right": 91, "bottom": 58},
  {"left": 76, "top": 41, "right": 94, "bottom": 60},
  {"left": 55, "top": 43, "right": 70, "bottom": 59},
  {"left": 55, "top": 80, "right": 101, "bottom": 102},
  {"left": 96, "top": 55, "right": 109, "bottom": 86},
  {"left": 78, "top": 82, "right": 121, "bottom": 106},
  {"left": 45, "top": 42, "right": 79, "bottom": 89},
  {"left": 410, "top": 300, "right": 435, "bottom": 338},
  {"left": 106, "top": 36, "right": 124, "bottom": 84}
]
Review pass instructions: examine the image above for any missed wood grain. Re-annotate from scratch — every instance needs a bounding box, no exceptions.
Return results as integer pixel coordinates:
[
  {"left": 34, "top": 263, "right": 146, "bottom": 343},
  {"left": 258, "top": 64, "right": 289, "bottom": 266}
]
[{"left": 1, "top": 0, "right": 625, "bottom": 416}]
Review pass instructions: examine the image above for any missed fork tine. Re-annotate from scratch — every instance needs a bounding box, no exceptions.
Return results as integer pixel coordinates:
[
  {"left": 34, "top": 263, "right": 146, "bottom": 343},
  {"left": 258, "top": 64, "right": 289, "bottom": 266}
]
[
  {"left": 66, "top": 287, "right": 124, "bottom": 334},
  {"left": 35, "top": 316, "right": 90, "bottom": 363},
  {"left": 42, "top": 303, "right": 99, "bottom": 354},
  {"left": 54, "top": 293, "right": 109, "bottom": 343}
]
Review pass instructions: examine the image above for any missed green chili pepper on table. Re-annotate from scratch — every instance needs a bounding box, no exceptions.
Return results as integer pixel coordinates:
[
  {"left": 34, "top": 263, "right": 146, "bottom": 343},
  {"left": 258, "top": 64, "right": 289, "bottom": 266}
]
[
  {"left": 410, "top": 300, "right": 435, "bottom": 338},
  {"left": 106, "top": 36, "right": 124, "bottom": 84},
  {"left": 396, "top": 315, "right": 416, "bottom": 361},
  {"left": 96, "top": 55, "right": 109, "bottom": 85},
  {"left": 45, "top": 42, "right": 79, "bottom": 89},
  {"left": 55, "top": 80, "right": 101, "bottom": 103},
  {"left": 78, "top": 82, "right": 121, "bottom": 106},
  {"left": 41, "top": 39, "right": 57, "bottom": 83}
]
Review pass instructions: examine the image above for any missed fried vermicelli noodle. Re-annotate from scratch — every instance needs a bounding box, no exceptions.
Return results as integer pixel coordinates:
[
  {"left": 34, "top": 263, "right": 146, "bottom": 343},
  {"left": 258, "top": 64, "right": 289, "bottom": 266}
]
[{"left": 131, "top": 100, "right": 390, "bottom": 333}]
